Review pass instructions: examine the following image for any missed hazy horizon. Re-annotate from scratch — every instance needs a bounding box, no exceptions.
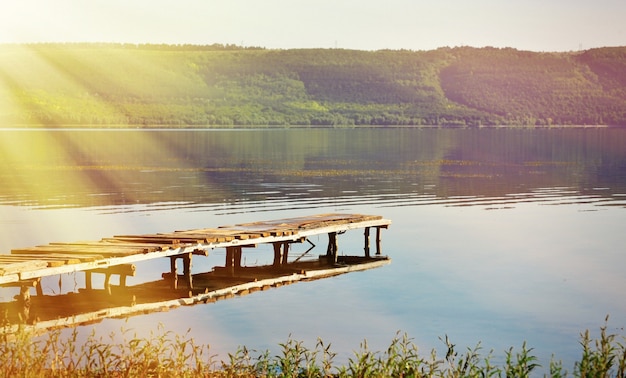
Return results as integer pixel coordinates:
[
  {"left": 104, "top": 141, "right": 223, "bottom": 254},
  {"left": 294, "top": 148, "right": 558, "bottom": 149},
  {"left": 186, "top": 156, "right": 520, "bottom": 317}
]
[{"left": 1, "top": 0, "right": 624, "bottom": 52}]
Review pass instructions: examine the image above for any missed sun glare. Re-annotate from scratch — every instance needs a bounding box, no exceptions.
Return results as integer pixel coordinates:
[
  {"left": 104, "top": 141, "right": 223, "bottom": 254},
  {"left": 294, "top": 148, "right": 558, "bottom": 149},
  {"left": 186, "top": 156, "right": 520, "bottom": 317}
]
[{"left": 0, "top": 44, "right": 198, "bottom": 211}]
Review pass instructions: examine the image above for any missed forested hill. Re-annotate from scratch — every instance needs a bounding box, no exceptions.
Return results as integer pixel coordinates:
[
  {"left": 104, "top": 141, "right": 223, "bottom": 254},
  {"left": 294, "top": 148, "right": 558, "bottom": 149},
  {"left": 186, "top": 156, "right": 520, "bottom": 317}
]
[{"left": 1, "top": 43, "right": 625, "bottom": 127}]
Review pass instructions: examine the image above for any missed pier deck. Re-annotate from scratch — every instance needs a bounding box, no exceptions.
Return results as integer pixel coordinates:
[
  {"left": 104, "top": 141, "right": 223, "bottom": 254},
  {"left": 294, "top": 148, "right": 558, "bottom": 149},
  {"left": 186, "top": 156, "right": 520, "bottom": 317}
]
[{"left": 0, "top": 213, "right": 391, "bottom": 327}]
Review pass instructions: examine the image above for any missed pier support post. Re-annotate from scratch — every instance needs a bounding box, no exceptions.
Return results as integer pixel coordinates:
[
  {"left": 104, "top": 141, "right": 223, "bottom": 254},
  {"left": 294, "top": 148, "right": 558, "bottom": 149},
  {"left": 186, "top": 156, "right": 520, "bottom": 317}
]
[
  {"left": 35, "top": 278, "right": 43, "bottom": 297},
  {"left": 104, "top": 273, "right": 112, "bottom": 295},
  {"left": 183, "top": 252, "right": 193, "bottom": 290},
  {"left": 17, "top": 285, "right": 31, "bottom": 323},
  {"left": 326, "top": 232, "right": 338, "bottom": 264},
  {"left": 169, "top": 256, "right": 178, "bottom": 289},
  {"left": 364, "top": 227, "right": 371, "bottom": 257},
  {"left": 234, "top": 247, "right": 242, "bottom": 270},
  {"left": 281, "top": 243, "right": 289, "bottom": 265},
  {"left": 375, "top": 227, "right": 382, "bottom": 255},
  {"left": 226, "top": 247, "right": 242, "bottom": 276},
  {"left": 273, "top": 243, "right": 282, "bottom": 267},
  {"left": 86, "top": 265, "right": 136, "bottom": 293},
  {"left": 85, "top": 271, "right": 93, "bottom": 290},
  {"left": 272, "top": 243, "right": 290, "bottom": 266},
  {"left": 225, "top": 247, "right": 234, "bottom": 276}
]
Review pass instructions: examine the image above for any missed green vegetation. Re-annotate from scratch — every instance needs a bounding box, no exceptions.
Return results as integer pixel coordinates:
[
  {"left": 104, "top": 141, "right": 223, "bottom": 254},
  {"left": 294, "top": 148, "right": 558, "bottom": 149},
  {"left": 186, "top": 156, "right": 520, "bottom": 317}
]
[
  {"left": 1, "top": 43, "right": 625, "bottom": 127},
  {"left": 1, "top": 320, "right": 625, "bottom": 377}
]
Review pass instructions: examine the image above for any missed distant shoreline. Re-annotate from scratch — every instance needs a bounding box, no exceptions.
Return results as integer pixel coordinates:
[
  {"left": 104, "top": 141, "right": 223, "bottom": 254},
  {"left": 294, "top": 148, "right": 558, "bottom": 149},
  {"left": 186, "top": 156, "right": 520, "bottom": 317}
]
[
  {"left": 0, "top": 124, "right": 619, "bottom": 131},
  {"left": 2, "top": 44, "right": 625, "bottom": 127}
]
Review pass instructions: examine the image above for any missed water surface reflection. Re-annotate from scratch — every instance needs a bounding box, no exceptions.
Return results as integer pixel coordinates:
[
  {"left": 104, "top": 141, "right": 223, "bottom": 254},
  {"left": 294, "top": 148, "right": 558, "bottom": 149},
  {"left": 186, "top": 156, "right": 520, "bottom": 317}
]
[{"left": 1, "top": 127, "right": 625, "bottom": 373}]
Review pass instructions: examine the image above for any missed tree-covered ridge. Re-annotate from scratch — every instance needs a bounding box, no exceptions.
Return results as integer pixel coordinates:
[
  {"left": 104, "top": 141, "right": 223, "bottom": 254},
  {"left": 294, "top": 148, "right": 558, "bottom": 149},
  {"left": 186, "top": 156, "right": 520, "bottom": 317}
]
[
  {"left": 0, "top": 43, "right": 625, "bottom": 127},
  {"left": 439, "top": 47, "right": 624, "bottom": 125}
]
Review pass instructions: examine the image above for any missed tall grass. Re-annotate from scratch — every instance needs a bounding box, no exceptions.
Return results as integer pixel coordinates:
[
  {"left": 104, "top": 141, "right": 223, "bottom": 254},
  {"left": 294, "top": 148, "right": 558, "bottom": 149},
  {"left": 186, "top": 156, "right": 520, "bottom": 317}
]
[{"left": 1, "top": 319, "right": 625, "bottom": 377}]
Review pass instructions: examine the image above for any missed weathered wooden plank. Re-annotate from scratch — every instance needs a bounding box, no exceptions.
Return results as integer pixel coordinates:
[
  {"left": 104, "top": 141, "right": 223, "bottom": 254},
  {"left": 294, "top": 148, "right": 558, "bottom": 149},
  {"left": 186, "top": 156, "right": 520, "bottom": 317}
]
[
  {"left": 111, "top": 235, "right": 183, "bottom": 245},
  {"left": 0, "top": 260, "right": 49, "bottom": 275},
  {"left": 174, "top": 229, "right": 236, "bottom": 241},
  {"left": 46, "top": 245, "right": 153, "bottom": 254},
  {"left": 11, "top": 246, "right": 139, "bottom": 257},
  {"left": 296, "top": 214, "right": 381, "bottom": 229},
  {"left": 44, "top": 242, "right": 152, "bottom": 251},
  {"left": 98, "top": 239, "right": 169, "bottom": 250},
  {"left": 50, "top": 241, "right": 163, "bottom": 252},
  {"left": 15, "top": 244, "right": 145, "bottom": 253},
  {"left": 0, "top": 257, "right": 76, "bottom": 268},
  {"left": 154, "top": 233, "right": 211, "bottom": 243},
  {"left": 2, "top": 253, "right": 81, "bottom": 261},
  {"left": 189, "top": 228, "right": 254, "bottom": 240},
  {"left": 222, "top": 229, "right": 273, "bottom": 237},
  {"left": 0, "top": 273, "right": 20, "bottom": 284},
  {"left": 6, "top": 254, "right": 83, "bottom": 266},
  {"left": 13, "top": 253, "right": 103, "bottom": 263},
  {"left": 227, "top": 213, "right": 380, "bottom": 232}
]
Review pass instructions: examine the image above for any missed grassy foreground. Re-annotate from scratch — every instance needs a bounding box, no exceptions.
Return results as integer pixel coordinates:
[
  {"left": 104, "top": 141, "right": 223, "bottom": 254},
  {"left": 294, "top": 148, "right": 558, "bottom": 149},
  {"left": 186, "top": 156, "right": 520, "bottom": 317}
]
[{"left": 1, "top": 320, "right": 625, "bottom": 377}]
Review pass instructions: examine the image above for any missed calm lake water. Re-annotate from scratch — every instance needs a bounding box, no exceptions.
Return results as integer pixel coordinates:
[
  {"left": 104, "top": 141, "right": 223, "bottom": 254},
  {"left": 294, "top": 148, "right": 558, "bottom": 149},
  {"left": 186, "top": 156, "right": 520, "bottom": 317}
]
[{"left": 1, "top": 127, "right": 626, "bottom": 372}]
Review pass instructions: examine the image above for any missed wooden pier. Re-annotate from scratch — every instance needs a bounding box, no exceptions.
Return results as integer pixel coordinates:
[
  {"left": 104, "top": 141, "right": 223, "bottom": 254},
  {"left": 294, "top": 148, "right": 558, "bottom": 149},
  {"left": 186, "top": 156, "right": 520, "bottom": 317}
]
[{"left": 0, "top": 213, "right": 391, "bottom": 329}]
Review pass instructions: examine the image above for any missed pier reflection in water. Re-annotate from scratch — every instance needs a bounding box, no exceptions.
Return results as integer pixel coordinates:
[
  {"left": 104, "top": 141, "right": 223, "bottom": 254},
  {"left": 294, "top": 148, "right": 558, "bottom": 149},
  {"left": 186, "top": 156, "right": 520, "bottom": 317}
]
[{"left": 1, "top": 127, "right": 625, "bottom": 371}]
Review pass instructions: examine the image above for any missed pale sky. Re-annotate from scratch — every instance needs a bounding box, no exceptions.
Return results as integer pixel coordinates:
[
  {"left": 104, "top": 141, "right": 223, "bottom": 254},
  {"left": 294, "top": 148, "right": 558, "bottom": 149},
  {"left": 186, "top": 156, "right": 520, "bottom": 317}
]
[{"left": 1, "top": 0, "right": 624, "bottom": 51}]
